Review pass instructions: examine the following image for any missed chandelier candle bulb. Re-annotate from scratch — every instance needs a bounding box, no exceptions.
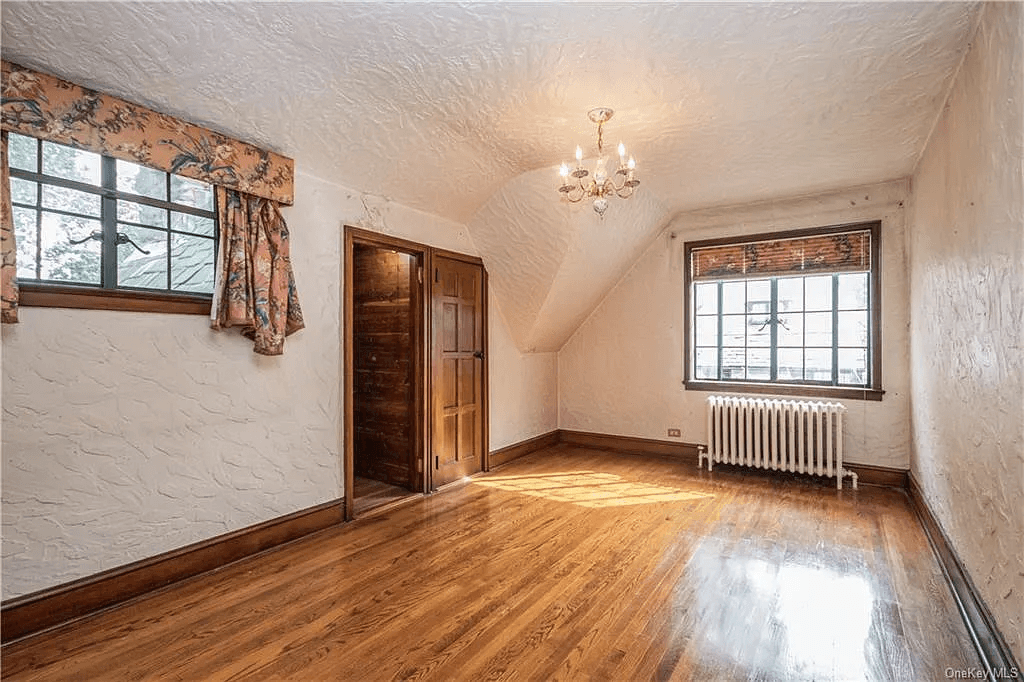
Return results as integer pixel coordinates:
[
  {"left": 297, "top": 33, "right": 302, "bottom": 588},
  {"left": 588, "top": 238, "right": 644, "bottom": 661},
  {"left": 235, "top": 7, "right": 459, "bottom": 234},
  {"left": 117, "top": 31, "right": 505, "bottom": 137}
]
[{"left": 618, "top": 142, "right": 626, "bottom": 164}]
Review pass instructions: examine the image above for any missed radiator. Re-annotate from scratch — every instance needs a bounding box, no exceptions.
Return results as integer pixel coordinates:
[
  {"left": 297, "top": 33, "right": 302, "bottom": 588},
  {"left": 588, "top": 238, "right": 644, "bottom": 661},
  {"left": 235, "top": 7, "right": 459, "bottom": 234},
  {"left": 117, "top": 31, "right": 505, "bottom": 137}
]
[{"left": 700, "top": 396, "right": 857, "bottom": 490}]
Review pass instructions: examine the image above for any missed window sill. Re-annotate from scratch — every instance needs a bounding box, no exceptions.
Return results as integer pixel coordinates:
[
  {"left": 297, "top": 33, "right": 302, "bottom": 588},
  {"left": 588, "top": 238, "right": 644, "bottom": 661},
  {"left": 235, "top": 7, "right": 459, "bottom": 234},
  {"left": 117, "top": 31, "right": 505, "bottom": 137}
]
[
  {"left": 683, "top": 380, "right": 885, "bottom": 402},
  {"left": 19, "top": 283, "right": 212, "bottom": 316}
]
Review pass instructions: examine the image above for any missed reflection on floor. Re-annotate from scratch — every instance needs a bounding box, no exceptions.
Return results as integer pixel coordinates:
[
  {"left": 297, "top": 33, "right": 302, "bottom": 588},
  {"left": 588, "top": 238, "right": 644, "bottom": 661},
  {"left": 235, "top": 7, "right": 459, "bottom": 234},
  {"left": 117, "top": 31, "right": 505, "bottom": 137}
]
[
  {"left": 353, "top": 476, "right": 413, "bottom": 516},
  {"left": 475, "top": 470, "right": 714, "bottom": 508},
  {"left": 1, "top": 446, "right": 983, "bottom": 680}
]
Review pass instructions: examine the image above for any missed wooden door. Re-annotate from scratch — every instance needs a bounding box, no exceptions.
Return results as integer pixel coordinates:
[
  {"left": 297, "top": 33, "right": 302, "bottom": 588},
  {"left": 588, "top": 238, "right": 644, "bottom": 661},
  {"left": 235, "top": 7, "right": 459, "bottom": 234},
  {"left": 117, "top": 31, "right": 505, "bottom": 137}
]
[{"left": 431, "top": 256, "right": 485, "bottom": 488}]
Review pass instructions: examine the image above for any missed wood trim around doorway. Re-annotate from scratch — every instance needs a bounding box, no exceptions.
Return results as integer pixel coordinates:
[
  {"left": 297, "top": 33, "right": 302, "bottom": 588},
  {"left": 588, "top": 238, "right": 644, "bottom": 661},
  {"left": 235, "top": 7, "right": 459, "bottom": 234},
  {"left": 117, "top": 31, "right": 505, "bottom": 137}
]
[
  {"left": 343, "top": 227, "right": 489, "bottom": 516},
  {"left": 344, "top": 227, "right": 429, "bottom": 520}
]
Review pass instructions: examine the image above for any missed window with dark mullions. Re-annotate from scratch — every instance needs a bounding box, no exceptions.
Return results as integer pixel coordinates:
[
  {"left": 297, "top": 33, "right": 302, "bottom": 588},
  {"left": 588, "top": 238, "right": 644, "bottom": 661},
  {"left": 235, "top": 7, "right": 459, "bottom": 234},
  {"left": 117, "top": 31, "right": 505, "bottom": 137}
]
[
  {"left": 8, "top": 132, "right": 217, "bottom": 308},
  {"left": 684, "top": 222, "right": 883, "bottom": 401}
]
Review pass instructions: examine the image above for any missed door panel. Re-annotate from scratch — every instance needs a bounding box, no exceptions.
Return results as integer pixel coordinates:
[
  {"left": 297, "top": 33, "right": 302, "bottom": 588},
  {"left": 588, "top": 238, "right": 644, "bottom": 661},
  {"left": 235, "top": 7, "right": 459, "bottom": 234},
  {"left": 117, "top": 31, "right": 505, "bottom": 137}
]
[
  {"left": 458, "top": 415, "right": 476, "bottom": 468},
  {"left": 441, "top": 415, "right": 457, "bottom": 466},
  {"left": 459, "top": 302, "right": 476, "bottom": 351},
  {"left": 443, "top": 302, "right": 458, "bottom": 351},
  {"left": 431, "top": 256, "right": 485, "bottom": 488},
  {"left": 442, "top": 358, "right": 458, "bottom": 407}
]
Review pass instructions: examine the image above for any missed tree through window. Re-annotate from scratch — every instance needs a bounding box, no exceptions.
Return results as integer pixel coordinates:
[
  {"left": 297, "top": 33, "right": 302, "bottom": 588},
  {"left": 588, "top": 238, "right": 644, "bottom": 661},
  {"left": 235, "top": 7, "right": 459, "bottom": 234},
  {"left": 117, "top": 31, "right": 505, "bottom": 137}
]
[{"left": 8, "top": 132, "right": 217, "bottom": 296}]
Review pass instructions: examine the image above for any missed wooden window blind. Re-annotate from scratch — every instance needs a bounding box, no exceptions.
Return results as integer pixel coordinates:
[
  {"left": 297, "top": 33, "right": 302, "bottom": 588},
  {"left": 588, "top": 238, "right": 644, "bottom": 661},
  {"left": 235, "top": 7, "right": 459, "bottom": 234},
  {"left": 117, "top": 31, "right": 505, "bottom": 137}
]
[{"left": 691, "top": 228, "right": 871, "bottom": 281}]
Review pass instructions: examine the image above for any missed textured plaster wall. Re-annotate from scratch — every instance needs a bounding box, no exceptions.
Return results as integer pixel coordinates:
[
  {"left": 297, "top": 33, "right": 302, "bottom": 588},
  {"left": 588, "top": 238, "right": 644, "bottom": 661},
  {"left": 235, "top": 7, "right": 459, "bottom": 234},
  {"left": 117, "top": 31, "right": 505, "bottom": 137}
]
[
  {"left": 907, "top": 2, "right": 1023, "bottom": 661},
  {"left": 1, "top": 171, "right": 343, "bottom": 599},
  {"left": 487, "top": 293, "right": 557, "bottom": 451},
  {"left": 559, "top": 180, "right": 912, "bottom": 469},
  {"left": 469, "top": 166, "right": 669, "bottom": 352},
  {"left": 0, "top": 170, "right": 501, "bottom": 600}
]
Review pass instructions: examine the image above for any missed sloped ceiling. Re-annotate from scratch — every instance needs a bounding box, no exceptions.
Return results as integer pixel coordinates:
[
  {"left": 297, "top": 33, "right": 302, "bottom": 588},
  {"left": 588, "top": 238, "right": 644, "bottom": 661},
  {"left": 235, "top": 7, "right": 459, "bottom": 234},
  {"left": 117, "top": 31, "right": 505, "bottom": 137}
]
[{"left": 1, "top": 2, "right": 977, "bottom": 351}]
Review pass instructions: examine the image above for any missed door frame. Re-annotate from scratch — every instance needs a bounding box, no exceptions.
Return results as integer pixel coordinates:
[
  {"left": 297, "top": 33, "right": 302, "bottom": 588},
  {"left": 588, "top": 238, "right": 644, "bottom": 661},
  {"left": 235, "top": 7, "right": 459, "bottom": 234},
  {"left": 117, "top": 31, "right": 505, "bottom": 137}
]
[{"left": 343, "top": 226, "right": 489, "bottom": 520}]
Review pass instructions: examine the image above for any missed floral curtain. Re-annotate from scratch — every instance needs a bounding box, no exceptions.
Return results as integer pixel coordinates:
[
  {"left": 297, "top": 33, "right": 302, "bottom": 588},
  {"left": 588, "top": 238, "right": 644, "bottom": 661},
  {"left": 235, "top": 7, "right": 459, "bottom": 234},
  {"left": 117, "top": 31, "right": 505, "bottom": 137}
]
[
  {"left": 1, "top": 131, "right": 17, "bottom": 323},
  {"left": 211, "top": 187, "right": 304, "bottom": 355},
  {"left": 2, "top": 61, "right": 293, "bottom": 205}
]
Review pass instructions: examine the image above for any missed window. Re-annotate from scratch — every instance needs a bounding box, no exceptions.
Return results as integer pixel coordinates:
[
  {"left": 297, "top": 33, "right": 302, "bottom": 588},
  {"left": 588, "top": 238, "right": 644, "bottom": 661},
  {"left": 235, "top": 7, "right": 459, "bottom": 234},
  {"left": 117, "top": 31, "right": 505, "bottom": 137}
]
[
  {"left": 684, "top": 222, "right": 883, "bottom": 401},
  {"left": 7, "top": 132, "right": 217, "bottom": 313}
]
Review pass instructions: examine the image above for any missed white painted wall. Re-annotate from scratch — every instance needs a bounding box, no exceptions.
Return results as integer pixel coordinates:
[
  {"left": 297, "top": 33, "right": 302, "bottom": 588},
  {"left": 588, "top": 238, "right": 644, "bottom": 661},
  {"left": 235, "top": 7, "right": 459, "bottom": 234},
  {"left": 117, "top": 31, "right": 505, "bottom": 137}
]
[
  {"left": 558, "top": 180, "right": 912, "bottom": 469},
  {"left": 1, "top": 170, "right": 345, "bottom": 599},
  {"left": 907, "top": 1, "right": 1023, "bottom": 662},
  {"left": 1, "top": 168, "right": 556, "bottom": 600},
  {"left": 488, "top": 293, "right": 558, "bottom": 451}
]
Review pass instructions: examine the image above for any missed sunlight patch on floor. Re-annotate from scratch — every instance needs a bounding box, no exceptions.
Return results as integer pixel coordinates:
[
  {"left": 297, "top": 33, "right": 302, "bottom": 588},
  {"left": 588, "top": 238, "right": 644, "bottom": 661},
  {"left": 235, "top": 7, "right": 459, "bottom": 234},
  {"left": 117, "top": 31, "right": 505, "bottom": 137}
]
[{"left": 474, "top": 471, "right": 713, "bottom": 508}]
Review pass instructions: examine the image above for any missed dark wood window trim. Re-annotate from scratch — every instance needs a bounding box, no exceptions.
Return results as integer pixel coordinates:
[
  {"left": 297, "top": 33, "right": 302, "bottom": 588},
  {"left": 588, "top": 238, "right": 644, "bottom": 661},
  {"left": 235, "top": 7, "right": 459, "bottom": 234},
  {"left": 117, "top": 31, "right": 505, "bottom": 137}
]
[
  {"left": 683, "top": 380, "right": 884, "bottom": 402},
  {"left": 18, "top": 282, "right": 212, "bottom": 315},
  {"left": 683, "top": 221, "right": 883, "bottom": 401}
]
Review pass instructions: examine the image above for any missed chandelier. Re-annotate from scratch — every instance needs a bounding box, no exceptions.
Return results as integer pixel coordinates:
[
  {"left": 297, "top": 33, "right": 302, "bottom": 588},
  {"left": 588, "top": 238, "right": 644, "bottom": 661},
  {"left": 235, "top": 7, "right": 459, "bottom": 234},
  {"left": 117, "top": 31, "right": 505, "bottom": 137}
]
[{"left": 558, "top": 107, "right": 639, "bottom": 217}]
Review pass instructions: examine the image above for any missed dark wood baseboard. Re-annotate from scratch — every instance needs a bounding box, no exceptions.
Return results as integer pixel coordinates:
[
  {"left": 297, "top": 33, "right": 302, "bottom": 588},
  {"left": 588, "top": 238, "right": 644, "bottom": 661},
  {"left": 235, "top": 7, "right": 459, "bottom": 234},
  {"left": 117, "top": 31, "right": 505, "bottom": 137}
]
[
  {"left": 489, "top": 430, "right": 560, "bottom": 468},
  {"left": 558, "top": 429, "right": 701, "bottom": 461},
  {"left": 557, "top": 430, "right": 909, "bottom": 489},
  {"left": 844, "top": 462, "right": 908, "bottom": 488},
  {"left": 907, "top": 474, "right": 1019, "bottom": 675},
  {"left": 1, "top": 498, "right": 343, "bottom": 645},
  {"left": 559, "top": 431, "right": 906, "bottom": 486}
]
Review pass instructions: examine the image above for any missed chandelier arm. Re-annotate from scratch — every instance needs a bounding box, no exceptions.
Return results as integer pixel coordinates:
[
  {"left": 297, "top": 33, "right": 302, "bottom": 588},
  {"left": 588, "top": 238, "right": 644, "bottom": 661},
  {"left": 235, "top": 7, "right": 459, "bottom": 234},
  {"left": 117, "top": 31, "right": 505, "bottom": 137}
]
[{"left": 562, "top": 184, "right": 586, "bottom": 203}]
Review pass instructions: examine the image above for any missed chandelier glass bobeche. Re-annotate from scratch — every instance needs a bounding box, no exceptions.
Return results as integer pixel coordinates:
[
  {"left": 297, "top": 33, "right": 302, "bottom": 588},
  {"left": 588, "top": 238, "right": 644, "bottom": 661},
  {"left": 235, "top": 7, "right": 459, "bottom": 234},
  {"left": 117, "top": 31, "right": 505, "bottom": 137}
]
[{"left": 558, "top": 107, "right": 639, "bottom": 217}]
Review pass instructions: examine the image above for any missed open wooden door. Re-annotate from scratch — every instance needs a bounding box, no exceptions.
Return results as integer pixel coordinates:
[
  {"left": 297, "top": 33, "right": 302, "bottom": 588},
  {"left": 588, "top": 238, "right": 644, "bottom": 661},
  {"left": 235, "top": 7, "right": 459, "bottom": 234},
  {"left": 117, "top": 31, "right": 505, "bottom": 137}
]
[{"left": 430, "top": 255, "right": 485, "bottom": 488}]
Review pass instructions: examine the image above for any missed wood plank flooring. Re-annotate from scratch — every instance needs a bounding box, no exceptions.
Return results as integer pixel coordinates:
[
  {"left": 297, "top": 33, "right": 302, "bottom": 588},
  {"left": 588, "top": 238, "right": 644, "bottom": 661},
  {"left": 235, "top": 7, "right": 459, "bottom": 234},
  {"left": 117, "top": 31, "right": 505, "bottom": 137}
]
[
  {"left": 353, "top": 476, "right": 414, "bottom": 516},
  {"left": 1, "top": 445, "right": 981, "bottom": 680}
]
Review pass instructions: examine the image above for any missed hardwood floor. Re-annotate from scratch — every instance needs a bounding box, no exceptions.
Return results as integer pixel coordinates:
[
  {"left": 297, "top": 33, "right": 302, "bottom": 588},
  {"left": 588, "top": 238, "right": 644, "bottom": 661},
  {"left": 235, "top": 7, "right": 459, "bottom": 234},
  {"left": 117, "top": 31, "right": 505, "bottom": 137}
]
[
  {"left": 1, "top": 445, "right": 980, "bottom": 680},
  {"left": 353, "top": 476, "right": 415, "bottom": 516}
]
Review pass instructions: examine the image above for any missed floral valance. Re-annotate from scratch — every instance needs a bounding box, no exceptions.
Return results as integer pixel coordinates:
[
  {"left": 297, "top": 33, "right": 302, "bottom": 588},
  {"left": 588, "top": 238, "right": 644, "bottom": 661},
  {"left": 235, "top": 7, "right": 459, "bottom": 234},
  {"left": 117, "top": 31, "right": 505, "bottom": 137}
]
[
  {"left": 1, "top": 61, "right": 294, "bottom": 205},
  {"left": 691, "top": 229, "right": 871, "bottom": 281}
]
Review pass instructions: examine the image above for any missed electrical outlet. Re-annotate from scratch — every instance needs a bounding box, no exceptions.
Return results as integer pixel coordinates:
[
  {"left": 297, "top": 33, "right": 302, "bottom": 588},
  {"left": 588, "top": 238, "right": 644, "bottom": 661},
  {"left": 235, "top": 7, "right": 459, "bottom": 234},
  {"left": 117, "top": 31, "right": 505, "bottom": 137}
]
[{"left": 667, "top": 428, "right": 681, "bottom": 438}]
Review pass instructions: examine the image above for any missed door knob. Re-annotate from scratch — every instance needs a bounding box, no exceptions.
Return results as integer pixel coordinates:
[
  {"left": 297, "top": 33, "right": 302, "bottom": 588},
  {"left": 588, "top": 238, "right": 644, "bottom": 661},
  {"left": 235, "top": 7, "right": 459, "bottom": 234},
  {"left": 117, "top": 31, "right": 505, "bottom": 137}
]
[{"left": 473, "top": 351, "right": 485, "bottom": 359}]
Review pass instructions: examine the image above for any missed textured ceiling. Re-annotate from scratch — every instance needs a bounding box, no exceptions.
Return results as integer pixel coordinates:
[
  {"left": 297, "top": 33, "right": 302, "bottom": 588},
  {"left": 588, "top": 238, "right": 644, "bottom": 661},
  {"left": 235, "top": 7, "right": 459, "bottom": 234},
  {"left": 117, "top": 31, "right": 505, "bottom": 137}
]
[{"left": 1, "top": 2, "right": 977, "bottom": 351}]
